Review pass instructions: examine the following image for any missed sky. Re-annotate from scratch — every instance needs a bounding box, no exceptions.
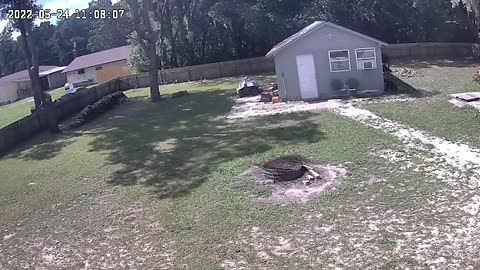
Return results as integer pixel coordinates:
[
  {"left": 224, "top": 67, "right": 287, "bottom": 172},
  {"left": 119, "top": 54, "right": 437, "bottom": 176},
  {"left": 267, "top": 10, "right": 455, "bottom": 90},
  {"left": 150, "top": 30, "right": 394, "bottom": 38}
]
[{"left": 1, "top": 0, "right": 120, "bottom": 37}]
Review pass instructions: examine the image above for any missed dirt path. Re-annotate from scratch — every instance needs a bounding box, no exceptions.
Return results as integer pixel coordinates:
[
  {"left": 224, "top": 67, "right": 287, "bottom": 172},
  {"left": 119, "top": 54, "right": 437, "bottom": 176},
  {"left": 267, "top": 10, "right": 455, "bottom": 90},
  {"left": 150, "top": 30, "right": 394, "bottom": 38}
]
[
  {"left": 226, "top": 96, "right": 346, "bottom": 121},
  {"left": 336, "top": 104, "right": 480, "bottom": 185}
]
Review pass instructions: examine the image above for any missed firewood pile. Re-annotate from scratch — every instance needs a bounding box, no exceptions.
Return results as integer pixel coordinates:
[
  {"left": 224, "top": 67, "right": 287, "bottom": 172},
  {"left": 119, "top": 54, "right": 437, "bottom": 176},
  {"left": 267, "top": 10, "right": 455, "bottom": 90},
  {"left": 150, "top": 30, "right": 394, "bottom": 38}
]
[
  {"left": 70, "top": 92, "right": 128, "bottom": 128},
  {"left": 392, "top": 67, "right": 419, "bottom": 78},
  {"left": 261, "top": 156, "right": 323, "bottom": 186},
  {"left": 260, "top": 83, "right": 280, "bottom": 103}
]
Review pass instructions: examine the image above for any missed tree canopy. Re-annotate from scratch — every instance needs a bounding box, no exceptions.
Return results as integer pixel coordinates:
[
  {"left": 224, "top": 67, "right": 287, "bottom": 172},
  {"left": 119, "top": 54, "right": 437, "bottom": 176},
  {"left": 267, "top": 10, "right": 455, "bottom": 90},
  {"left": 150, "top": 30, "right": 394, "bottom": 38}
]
[{"left": 0, "top": 0, "right": 479, "bottom": 76}]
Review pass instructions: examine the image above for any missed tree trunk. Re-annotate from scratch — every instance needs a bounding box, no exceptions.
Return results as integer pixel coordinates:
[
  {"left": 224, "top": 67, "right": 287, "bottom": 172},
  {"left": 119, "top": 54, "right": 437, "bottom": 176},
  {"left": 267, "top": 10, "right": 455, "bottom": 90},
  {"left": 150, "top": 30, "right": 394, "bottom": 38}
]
[
  {"left": 19, "top": 20, "right": 59, "bottom": 132},
  {"left": 19, "top": 22, "right": 44, "bottom": 108},
  {"left": 128, "top": 0, "right": 161, "bottom": 102},
  {"left": 27, "top": 65, "right": 44, "bottom": 108},
  {"left": 148, "top": 47, "right": 161, "bottom": 102}
]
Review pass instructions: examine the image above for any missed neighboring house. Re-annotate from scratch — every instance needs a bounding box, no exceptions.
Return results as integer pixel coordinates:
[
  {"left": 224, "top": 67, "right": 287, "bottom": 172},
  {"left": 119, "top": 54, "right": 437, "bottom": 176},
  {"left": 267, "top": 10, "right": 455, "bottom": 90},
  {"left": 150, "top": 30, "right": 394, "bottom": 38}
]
[
  {"left": 63, "top": 45, "right": 134, "bottom": 86},
  {"left": 266, "top": 21, "right": 389, "bottom": 100},
  {"left": 0, "top": 66, "right": 67, "bottom": 105}
]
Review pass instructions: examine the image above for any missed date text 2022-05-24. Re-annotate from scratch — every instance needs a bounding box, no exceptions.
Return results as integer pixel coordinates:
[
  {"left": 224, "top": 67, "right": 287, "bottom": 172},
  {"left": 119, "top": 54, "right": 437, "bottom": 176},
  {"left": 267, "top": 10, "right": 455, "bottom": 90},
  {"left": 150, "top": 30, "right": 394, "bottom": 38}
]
[{"left": 7, "top": 8, "right": 125, "bottom": 20}]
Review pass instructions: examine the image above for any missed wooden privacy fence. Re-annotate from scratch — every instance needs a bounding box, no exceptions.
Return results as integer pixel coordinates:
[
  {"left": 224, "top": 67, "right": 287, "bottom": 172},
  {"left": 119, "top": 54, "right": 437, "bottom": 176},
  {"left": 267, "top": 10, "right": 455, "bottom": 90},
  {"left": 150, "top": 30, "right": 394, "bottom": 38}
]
[
  {"left": 120, "top": 56, "right": 276, "bottom": 87},
  {"left": 0, "top": 79, "right": 127, "bottom": 156},
  {"left": 383, "top": 42, "right": 478, "bottom": 59},
  {"left": 0, "top": 42, "right": 479, "bottom": 156}
]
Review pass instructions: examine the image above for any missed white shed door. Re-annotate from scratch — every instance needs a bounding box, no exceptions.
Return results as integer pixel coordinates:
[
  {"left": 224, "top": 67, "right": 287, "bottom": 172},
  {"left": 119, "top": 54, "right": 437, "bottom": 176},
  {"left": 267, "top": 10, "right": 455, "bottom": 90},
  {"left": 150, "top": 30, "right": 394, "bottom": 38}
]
[{"left": 296, "top": 54, "right": 318, "bottom": 99}]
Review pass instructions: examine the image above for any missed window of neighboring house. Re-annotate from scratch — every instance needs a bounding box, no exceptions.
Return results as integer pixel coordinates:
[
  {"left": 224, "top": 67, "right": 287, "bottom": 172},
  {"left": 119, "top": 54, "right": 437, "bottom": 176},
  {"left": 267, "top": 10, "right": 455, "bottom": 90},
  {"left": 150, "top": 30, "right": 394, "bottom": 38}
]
[
  {"left": 329, "top": 50, "right": 351, "bottom": 72},
  {"left": 96, "top": 66, "right": 102, "bottom": 71},
  {"left": 355, "top": 48, "right": 377, "bottom": 70},
  {"left": 78, "top": 69, "right": 85, "bottom": 75}
]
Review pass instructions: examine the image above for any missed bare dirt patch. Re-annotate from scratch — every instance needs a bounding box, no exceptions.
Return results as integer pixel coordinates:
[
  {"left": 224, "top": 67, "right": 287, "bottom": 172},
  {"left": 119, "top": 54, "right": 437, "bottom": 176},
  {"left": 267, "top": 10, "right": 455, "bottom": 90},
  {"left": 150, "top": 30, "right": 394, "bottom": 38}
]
[
  {"left": 239, "top": 162, "right": 347, "bottom": 204},
  {"left": 226, "top": 96, "right": 347, "bottom": 121},
  {"left": 0, "top": 189, "right": 177, "bottom": 270}
]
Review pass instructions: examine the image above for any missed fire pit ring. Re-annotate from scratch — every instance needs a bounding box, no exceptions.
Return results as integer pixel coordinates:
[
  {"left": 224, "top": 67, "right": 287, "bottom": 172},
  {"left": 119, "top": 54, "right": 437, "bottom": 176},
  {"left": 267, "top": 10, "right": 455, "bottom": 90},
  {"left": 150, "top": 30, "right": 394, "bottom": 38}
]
[{"left": 261, "top": 156, "right": 307, "bottom": 182}]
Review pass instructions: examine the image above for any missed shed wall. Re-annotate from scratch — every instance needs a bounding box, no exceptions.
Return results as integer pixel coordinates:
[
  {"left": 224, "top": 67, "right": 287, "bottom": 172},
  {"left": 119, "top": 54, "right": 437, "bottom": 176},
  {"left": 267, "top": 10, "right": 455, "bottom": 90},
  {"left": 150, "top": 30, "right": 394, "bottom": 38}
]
[
  {"left": 0, "top": 82, "right": 19, "bottom": 104},
  {"left": 47, "top": 72, "right": 67, "bottom": 89},
  {"left": 273, "top": 24, "right": 384, "bottom": 100}
]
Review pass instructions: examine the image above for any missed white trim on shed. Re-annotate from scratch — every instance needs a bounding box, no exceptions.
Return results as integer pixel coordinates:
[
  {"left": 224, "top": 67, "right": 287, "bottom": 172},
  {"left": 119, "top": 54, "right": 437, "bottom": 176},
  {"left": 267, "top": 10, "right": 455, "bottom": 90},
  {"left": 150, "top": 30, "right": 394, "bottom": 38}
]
[
  {"left": 266, "top": 21, "right": 388, "bottom": 58},
  {"left": 328, "top": 49, "right": 352, "bottom": 73}
]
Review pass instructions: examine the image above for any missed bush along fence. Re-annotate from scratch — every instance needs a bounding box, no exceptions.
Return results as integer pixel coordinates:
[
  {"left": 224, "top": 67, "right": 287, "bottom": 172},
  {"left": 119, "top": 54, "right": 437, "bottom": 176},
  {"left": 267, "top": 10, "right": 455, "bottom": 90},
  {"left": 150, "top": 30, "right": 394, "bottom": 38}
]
[{"left": 0, "top": 42, "right": 479, "bottom": 157}]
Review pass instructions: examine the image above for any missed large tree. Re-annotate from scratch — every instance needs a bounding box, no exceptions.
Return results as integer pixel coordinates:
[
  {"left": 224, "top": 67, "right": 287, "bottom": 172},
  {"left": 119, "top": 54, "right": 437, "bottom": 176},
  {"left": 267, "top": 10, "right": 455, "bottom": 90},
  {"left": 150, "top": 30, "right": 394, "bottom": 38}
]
[
  {"left": 54, "top": 17, "right": 94, "bottom": 65},
  {"left": 453, "top": 0, "right": 480, "bottom": 41},
  {"left": 33, "top": 21, "right": 60, "bottom": 65},
  {"left": 88, "top": 0, "right": 133, "bottom": 52},
  {"left": 0, "top": 25, "right": 24, "bottom": 76},
  {"left": 0, "top": 0, "right": 44, "bottom": 108},
  {"left": 127, "top": 0, "right": 161, "bottom": 102}
]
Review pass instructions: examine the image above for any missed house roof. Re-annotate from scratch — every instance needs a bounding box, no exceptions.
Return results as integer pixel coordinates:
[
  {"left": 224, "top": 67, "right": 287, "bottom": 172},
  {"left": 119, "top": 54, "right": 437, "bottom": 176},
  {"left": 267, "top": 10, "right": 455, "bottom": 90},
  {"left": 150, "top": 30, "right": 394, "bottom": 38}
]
[
  {"left": 39, "top": 66, "right": 67, "bottom": 76},
  {"left": 266, "top": 21, "right": 389, "bottom": 58},
  {"left": 0, "top": 66, "right": 59, "bottom": 83},
  {"left": 63, "top": 45, "right": 131, "bottom": 73}
]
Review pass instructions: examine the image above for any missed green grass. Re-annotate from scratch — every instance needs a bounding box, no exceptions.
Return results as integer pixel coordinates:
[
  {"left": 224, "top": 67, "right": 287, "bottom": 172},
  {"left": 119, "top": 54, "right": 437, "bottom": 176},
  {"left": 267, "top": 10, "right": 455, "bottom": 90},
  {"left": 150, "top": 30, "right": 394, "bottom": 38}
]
[
  {"left": 1, "top": 63, "right": 477, "bottom": 268},
  {"left": 366, "top": 96, "right": 480, "bottom": 147},
  {"left": 366, "top": 59, "right": 480, "bottom": 147},
  {"left": 390, "top": 58, "right": 480, "bottom": 95},
  {"left": 0, "top": 87, "right": 64, "bottom": 128},
  {"left": 0, "top": 75, "right": 275, "bottom": 129},
  {"left": 0, "top": 73, "right": 415, "bottom": 268}
]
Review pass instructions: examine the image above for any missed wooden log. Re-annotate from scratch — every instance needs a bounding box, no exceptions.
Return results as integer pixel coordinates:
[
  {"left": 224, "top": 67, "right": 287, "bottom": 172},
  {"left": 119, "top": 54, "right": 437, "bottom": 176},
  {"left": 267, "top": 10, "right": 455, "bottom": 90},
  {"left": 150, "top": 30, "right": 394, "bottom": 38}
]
[
  {"left": 303, "top": 165, "right": 321, "bottom": 180},
  {"left": 302, "top": 173, "right": 315, "bottom": 186}
]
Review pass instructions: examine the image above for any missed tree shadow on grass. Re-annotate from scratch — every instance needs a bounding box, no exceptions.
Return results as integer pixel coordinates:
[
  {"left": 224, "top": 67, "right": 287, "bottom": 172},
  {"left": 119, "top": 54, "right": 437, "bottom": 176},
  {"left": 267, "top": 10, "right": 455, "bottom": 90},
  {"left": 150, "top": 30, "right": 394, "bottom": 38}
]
[
  {"left": 86, "top": 89, "right": 325, "bottom": 199},
  {"left": 6, "top": 131, "right": 83, "bottom": 161}
]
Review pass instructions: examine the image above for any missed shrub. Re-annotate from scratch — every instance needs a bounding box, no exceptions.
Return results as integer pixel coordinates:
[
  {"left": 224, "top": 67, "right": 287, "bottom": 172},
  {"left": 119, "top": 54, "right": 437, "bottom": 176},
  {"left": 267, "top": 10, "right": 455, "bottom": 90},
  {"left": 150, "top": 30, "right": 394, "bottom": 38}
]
[{"left": 70, "top": 92, "right": 128, "bottom": 128}]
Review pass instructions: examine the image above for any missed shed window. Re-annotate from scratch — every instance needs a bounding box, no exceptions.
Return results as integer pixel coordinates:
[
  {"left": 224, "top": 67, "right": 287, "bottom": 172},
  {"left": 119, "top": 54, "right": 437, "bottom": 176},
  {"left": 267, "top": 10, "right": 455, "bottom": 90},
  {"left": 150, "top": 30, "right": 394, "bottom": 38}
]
[
  {"left": 355, "top": 48, "right": 377, "bottom": 70},
  {"left": 78, "top": 69, "right": 85, "bottom": 75},
  {"left": 329, "top": 50, "right": 351, "bottom": 72},
  {"left": 96, "top": 66, "right": 102, "bottom": 71}
]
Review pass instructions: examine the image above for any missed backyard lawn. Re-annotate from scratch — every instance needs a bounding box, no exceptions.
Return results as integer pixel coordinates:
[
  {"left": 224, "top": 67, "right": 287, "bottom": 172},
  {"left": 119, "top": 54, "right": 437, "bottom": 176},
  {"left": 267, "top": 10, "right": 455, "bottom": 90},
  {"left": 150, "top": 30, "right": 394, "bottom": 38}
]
[
  {"left": 1, "top": 60, "right": 480, "bottom": 269},
  {"left": 365, "top": 59, "right": 480, "bottom": 147},
  {"left": 0, "top": 87, "right": 64, "bottom": 128}
]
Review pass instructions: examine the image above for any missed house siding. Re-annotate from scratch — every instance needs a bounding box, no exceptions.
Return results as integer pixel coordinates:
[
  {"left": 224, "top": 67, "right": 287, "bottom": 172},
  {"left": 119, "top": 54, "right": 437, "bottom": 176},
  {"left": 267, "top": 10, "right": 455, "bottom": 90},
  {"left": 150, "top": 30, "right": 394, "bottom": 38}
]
[
  {"left": 66, "top": 67, "right": 97, "bottom": 85},
  {"left": 96, "top": 60, "right": 133, "bottom": 84},
  {"left": 273, "top": 24, "right": 385, "bottom": 100},
  {"left": 65, "top": 60, "right": 133, "bottom": 85}
]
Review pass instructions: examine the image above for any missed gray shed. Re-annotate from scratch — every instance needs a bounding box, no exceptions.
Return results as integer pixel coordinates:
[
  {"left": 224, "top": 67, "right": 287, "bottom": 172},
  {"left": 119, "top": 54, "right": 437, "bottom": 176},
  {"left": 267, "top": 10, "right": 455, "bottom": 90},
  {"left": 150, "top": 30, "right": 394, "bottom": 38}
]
[{"left": 266, "top": 21, "right": 388, "bottom": 100}]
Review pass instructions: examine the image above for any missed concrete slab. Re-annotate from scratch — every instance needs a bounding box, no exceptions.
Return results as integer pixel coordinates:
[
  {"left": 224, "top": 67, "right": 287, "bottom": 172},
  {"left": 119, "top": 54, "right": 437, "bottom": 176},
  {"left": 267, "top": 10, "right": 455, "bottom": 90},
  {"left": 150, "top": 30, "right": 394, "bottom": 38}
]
[
  {"left": 450, "top": 92, "right": 480, "bottom": 111},
  {"left": 454, "top": 92, "right": 480, "bottom": 102}
]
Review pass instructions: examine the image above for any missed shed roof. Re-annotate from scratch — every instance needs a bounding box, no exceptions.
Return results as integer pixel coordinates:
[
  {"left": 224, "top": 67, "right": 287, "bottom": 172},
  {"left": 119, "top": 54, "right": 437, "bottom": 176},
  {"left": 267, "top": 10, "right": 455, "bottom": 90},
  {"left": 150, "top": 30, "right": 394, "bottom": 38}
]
[
  {"left": 63, "top": 45, "right": 131, "bottom": 73},
  {"left": 266, "top": 21, "right": 388, "bottom": 58},
  {"left": 0, "top": 66, "right": 59, "bottom": 83},
  {"left": 39, "top": 66, "right": 67, "bottom": 76}
]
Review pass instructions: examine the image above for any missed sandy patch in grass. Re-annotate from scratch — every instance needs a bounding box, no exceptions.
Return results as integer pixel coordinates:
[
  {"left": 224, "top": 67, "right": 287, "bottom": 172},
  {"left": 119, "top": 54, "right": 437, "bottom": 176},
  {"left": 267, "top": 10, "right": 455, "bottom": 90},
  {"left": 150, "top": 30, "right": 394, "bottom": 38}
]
[
  {"left": 226, "top": 95, "right": 420, "bottom": 122},
  {"left": 336, "top": 105, "right": 480, "bottom": 184},
  {"left": 0, "top": 191, "right": 177, "bottom": 269},
  {"left": 335, "top": 105, "right": 480, "bottom": 268},
  {"left": 226, "top": 96, "right": 348, "bottom": 121}
]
